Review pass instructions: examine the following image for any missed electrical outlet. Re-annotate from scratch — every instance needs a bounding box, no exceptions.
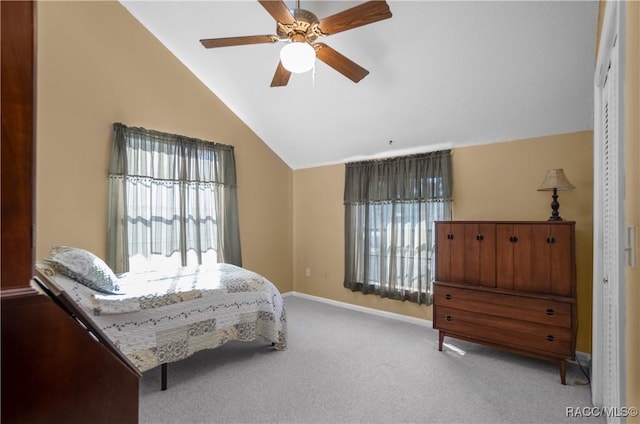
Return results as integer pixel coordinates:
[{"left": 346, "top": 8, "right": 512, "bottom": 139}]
[{"left": 305, "top": 267, "right": 310, "bottom": 277}]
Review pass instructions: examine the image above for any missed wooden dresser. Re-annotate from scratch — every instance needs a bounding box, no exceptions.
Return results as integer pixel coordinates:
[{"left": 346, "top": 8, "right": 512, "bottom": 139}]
[{"left": 433, "top": 221, "right": 577, "bottom": 384}]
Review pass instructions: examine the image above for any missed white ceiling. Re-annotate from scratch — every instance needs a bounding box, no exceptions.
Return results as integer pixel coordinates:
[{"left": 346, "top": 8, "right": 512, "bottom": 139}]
[{"left": 120, "top": 0, "right": 599, "bottom": 170}]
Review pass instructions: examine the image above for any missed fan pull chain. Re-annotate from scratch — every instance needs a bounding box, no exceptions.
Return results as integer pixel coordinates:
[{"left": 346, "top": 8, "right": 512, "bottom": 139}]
[{"left": 312, "top": 61, "right": 316, "bottom": 87}]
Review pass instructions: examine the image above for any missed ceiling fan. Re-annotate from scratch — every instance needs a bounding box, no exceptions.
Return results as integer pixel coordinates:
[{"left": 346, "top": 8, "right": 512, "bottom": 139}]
[{"left": 199, "top": 1, "right": 392, "bottom": 87}]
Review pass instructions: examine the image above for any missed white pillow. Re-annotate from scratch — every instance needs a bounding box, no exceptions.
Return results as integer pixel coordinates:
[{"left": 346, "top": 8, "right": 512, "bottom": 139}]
[{"left": 42, "top": 246, "right": 121, "bottom": 294}]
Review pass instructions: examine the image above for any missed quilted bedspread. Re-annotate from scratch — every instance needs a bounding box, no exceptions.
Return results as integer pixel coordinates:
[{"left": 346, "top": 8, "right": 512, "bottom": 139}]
[{"left": 38, "top": 263, "right": 287, "bottom": 373}]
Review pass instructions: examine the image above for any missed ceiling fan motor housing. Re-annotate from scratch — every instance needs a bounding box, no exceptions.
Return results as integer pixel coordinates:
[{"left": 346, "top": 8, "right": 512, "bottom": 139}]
[{"left": 276, "top": 9, "right": 323, "bottom": 43}]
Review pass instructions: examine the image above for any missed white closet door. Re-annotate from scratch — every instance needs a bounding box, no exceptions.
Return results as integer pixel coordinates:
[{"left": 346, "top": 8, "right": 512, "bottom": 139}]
[
  {"left": 602, "top": 55, "right": 623, "bottom": 421},
  {"left": 593, "top": 1, "right": 626, "bottom": 420}
]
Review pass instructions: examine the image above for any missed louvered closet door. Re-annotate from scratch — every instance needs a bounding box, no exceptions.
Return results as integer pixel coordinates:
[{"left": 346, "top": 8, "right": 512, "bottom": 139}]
[{"left": 598, "top": 31, "right": 624, "bottom": 420}]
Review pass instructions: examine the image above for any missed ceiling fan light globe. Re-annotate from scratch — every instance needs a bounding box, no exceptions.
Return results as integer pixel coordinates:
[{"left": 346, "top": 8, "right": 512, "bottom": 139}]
[{"left": 280, "top": 42, "right": 315, "bottom": 73}]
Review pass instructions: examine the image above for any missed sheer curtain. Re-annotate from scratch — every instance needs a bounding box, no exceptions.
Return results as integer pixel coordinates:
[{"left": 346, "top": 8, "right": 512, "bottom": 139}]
[
  {"left": 343, "top": 151, "right": 452, "bottom": 305},
  {"left": 107, "top": 123, "right": 241, "bottom": 273}
]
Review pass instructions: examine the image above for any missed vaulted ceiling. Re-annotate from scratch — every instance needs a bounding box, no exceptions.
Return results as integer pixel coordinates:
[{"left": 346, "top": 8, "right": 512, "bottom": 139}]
[{"left": 121, "top": 1, "right": 599, "bottom": 170}]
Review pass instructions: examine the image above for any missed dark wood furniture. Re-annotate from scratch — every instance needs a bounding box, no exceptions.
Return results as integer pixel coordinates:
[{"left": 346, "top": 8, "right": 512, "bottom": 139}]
[
  {"left": 1, "top": 2, "right": 141, "bottom": 422},
  {"left": 433, "top": 221, "right": 577, "bottom": 384}
]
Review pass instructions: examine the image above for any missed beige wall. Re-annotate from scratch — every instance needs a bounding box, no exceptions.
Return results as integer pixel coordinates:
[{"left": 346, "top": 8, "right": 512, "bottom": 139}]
[
  {"left": 625, "top": 0, "right": 639, "bottom": 418},
  {"left": 293, "top": 131, "right": 594, "bottom": 353},
  {"left": 35, "top": 1, "right": 293, "bottom": 292}
]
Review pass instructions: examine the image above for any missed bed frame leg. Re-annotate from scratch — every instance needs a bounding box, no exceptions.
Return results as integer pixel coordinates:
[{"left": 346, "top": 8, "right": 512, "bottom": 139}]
[{"left": 161, "top": 363, "right": 167, "bottom": 391}]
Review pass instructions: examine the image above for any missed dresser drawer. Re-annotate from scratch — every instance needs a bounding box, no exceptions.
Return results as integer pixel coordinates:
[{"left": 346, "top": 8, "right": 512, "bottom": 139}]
[
  {"left": 434, "top": 283, "right": 572, "bottom": 328},
  {"left": 434, "top": 306, "right": 573, "bottom": 357}
]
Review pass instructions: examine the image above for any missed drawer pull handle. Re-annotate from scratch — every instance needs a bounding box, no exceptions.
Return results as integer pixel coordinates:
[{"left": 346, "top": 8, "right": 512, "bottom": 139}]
[
  {"left": 445, "top": 315, "right": 452, "bottom": 321},
  {"left": 509, "top": 235, "right": 518, "bottom": 243},
  {"left": 445, "top": 294, "right": 452, "bottom": 300},
  {"left": 476, "top": 234, "right": 484, "bottom": 241},
  {"left": 547, "top": 236, "right": 555, "bottom": 244},
  {"left": 546, "top": 335, "right": 555, "bottom": 342},
  {"left": 545, "top": 309, "right": 555, "bottom": 316}
]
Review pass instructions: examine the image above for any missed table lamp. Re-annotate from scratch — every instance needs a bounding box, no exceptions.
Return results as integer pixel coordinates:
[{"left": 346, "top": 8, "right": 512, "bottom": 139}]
[{"left": 537, "top": 169, "right": 575, "bottom": 221}]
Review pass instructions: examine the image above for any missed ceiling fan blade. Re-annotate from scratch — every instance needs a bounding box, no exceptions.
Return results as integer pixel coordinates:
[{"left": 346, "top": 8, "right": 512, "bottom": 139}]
[
  {"left": 318, "top": 1, "right": 392, "bottom": 36},
  {"left": 270, "top": 61, "right": 292, "bottom": 87},
  {"left": 200, "top": 35, "right": 278, "bottom": 49},
  {"left": 258, "top": 0, "right": 295, "bottom": 25},
  {"left": 314, "top": 43, "right": 369, "bottom": 83}
]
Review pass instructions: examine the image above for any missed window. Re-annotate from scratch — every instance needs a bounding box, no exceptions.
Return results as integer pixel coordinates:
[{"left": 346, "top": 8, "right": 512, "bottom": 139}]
[
  {"left": 344, "top": 151, "right": 452, "bottom": 305},
  {"left": 107, "top": 123, "right": 241, "bottom": 273}
]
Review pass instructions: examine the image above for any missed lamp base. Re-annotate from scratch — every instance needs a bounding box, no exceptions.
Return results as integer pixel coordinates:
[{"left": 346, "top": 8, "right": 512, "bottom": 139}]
[{"left": 547, "top": 188, "right": 564, "bottom": 222}]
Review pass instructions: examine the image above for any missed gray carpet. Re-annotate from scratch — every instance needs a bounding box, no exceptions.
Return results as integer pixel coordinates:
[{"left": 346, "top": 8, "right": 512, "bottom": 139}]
[{"left": 139, "top": 296, "right": 603, "bottom": 424}]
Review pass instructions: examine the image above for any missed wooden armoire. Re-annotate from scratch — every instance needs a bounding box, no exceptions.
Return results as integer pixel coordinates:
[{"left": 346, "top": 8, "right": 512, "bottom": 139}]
[
  {"left": 432, "top": 221, "right": 577, "bottom": 384},
  {"left": 1, "top": 2, "right": 140, "bottom": 422}
]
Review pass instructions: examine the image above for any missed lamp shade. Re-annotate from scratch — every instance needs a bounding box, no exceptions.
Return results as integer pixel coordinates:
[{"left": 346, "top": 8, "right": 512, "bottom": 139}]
[
  {"left": 537, "top": 169, "right": 575, "bottom": 191},
  {"left": 280, "top": 42, "right": 316, "bottom": 73}
]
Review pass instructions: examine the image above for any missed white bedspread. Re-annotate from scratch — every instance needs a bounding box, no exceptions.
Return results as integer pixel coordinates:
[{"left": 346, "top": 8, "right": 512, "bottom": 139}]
[{"left": 38, "top": 263, "right": 287, "bottom": 373}]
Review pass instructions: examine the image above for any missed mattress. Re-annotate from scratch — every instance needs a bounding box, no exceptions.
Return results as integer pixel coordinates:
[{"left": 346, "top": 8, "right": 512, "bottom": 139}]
[{"left": 37, "top": 262, "right": 287, "bottom": 373}]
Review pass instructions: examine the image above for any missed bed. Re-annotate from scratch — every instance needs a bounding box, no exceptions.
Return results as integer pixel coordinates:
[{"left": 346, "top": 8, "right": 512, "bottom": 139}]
[{"left": 35, "top": 246, "right": 287, "bottom": 390}]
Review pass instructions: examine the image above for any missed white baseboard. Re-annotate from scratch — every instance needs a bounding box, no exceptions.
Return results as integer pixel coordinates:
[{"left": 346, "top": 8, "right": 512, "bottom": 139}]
[
  {"left": 281, "top": 291, "right": 433, "bottom": 328},
  {"left": 282, "top": 290, "right": 592, "bottom": 367}
]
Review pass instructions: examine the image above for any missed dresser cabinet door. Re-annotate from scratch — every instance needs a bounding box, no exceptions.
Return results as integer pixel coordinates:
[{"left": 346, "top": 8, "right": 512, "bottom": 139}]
[
  {"left": 496, "top": 223, "right": 574, "bottom": 296},
  {"left": 496, "top": 224, "right": 534, "bottom": 291},
  {"left": 436, "top": 222, "right": 496, "bottom": 286},
  {"left": 463, "top": 222, "right": 496, "bottom": 287},
  {"left": 436, "top": 222, "right": 465, "bottom": 283},
  {"left": 532, "top": 224, "right": 574, "bottom": 296}
]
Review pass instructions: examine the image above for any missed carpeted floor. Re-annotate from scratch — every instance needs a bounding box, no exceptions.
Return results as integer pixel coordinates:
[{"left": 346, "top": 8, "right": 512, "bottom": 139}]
[{"left": 139, "top": 296, "right": 603, "bottom": 424}]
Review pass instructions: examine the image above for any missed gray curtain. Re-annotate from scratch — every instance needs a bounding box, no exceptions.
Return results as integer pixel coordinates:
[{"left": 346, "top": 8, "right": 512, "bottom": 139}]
[
  {"left": 107, "top": 123, "right": 241, "bottom": 273},
  {"left": 343, "top": 151, "right": 452, "bottom": 304}
]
